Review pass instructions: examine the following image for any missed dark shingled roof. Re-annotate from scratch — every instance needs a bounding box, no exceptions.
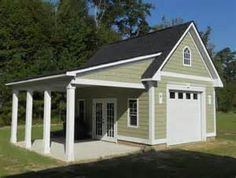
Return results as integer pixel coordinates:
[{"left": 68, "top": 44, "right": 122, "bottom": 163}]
[{"left": 82, "top": 21, "right": 192, "bottom": 78}]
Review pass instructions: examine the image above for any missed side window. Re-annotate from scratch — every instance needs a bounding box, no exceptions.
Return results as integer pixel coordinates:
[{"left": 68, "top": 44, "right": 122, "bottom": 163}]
[
  {"left": 183, "top": 47, "right": 191, "bottom": 66},
  {"left": 128, "top": 99, "right": 138, "bottom": 127}
]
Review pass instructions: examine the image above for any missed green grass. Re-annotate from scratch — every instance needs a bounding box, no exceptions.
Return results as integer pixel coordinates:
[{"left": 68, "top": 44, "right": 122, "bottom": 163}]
[
  {"left": 1, "top": 112, "right": 236, "bottom": 177},
  {"left": 216, "top": 112, "right": 236, "bottom": 141},
  {"left": 0, "top": 124, "right": 63, "bottom": 177}
]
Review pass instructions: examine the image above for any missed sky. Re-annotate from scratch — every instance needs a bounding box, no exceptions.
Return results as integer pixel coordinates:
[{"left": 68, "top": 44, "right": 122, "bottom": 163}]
[{"left": 145, "top": 0, "right": 236, "bottom": 51}]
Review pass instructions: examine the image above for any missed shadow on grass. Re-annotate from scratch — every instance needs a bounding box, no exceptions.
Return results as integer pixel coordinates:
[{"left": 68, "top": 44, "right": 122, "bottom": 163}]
[{"left": 5, "top": 149, "right": 236, "bottom": 178}]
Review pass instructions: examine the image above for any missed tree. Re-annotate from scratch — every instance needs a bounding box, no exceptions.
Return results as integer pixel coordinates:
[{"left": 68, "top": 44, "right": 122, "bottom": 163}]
[
  {"left": 89, "top": 0, "right": 153, "bottom": 38},
  {"left": 152, "top": 16, "right": 184, "bottom": 30},
  {"left": 214, "top": 48, "right": 236, "bottom": 112},
  {"left": 0, "top": 0, "right": 56, "bottom": 124},
  {"left": 199, "top": 26, "right": 215, "bottom": 57}
]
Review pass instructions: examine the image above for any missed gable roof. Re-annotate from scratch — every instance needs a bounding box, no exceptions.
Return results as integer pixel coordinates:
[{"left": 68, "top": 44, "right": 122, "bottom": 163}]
[{"left": 81, "top": 21, "right": 193, "bottom": 73}]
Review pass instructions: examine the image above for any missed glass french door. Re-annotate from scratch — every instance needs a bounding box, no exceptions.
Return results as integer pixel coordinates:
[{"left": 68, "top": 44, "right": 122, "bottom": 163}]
[{"left": 93, "top": 99, "right": 117, "bottom": 142}]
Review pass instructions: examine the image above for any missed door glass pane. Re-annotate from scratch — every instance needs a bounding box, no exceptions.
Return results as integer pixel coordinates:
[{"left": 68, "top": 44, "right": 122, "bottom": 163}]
[
  {"left": 96, "top": 103, "right": 103, "bottom": 136},
  {"left": 79, "top": 100, "right": 85, "bottom": 120},
  {"left": 107, "top": 103, "right": 114, "bottom": 137}
]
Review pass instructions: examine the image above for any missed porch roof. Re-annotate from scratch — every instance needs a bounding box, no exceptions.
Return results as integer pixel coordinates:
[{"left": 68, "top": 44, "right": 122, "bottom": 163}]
[{"left": 6, "top": 72, "right": 146, "bottom": 91}]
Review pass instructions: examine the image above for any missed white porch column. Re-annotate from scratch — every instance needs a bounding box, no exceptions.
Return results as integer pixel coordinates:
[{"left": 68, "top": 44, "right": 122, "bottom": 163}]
[
  {"left": 25, "top": 90, "right": 33, "bottom": 149},
  {"left": 43, "top": 90, "right": 51, "bottom": 154},
  {"left": 65, "top": 84, "right": 75, "bottom": 161},
  {"left": 148, "top": 81, "right": 155, "bottom": 145},
  {"left": 10, "top": 90, "right": 19, "bottom": 144}
]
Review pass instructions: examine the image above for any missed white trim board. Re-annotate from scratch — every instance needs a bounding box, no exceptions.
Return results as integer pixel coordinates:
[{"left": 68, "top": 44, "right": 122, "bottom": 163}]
[
  {"left": 72, "top": 78, "right": 145, "bottom": 89},
  {"left": 206, "top": 132, "right": 216, "bottom": 137},
  {"left": 161, "top": 71, "right": 213, "bottom": 82},
  {"left": 117, "top": 135, "right": 167, "bottom": 145},
  {"left": 6, "top": 74, "right": 68, "bottom": 86},
  {"left": 67, "top": 52, "right": 162, "bottom": 76}
]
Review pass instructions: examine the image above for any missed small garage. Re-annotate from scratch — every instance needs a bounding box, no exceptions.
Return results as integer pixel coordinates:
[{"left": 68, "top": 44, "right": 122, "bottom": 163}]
[{"left": 167, "top": 85, "right": 205, "bottom": 145}]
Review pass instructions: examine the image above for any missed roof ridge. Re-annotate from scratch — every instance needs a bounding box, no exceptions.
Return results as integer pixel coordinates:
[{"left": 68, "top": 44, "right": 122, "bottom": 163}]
[{"left": 102, "top": 21, "right": 194, "bottom": 47}]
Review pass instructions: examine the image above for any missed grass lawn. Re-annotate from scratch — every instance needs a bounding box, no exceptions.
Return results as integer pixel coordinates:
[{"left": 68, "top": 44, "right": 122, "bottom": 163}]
[{"left": 1, "top": 112, "right": 236, "bottom": 178}]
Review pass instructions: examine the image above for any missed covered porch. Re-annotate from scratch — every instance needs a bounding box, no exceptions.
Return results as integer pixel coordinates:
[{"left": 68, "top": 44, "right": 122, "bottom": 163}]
[{"left": 6, "top": 74, "right": 148, "bottom": 162}]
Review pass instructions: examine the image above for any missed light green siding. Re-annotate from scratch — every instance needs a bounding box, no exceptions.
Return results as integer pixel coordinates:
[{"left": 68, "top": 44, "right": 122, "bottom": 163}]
[
  {"left": 78, "top": 59, "right": 154, "bottom": 83},
  {"left": 155, "top": 76, "right": 215, "bottom": 140},
  {"left": 163, "top": 33, "right": 211, "bottom": 78},
  {"left": 76, "top": 87, "right": 149, "bottom": 139}
]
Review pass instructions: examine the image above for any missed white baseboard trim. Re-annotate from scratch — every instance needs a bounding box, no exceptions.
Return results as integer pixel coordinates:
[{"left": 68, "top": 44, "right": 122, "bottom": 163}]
[
  {"left": 153, "top": 138, "right": 167, "bottom": 145},
  {"left": 117, "top": 135, "right": 167, "bottom": 145},
  {"left": 117, "top": 135, "right": 149, "bottom": 144},
  {"left": 206, "top": 132, "right": 216, "bottom": 137}
]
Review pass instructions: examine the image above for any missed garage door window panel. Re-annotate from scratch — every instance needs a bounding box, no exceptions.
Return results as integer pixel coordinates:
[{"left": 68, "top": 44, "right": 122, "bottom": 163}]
[
  {"left": 193, "top": 93, "right": 198, "bottom": 100},
  {"left": 178, "top": 92, "right": 183, "bottom": 99},
  {"left": 186, "top": 93, "right": 191, "bottom": 100},
  {"left": 169, "top": 91, "right": 175, "bottom": 99}
]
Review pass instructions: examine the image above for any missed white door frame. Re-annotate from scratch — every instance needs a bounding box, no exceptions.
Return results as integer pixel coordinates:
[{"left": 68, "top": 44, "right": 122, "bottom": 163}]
[
  {"left": 92, "top": 98, "right": 117, "bottom": 142},
  {"left": 166, "top": 84, "right": 206, "bottom": 145}
]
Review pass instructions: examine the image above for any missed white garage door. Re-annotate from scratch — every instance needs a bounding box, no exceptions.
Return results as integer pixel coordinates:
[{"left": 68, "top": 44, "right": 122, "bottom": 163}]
[{"left": 167, "top": 90, "right": 202, "bottom": 145}]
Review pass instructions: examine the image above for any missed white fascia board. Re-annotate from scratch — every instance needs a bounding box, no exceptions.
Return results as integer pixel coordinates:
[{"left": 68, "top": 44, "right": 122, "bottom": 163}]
[
  {"left": 161, "top": 71, "right": 214, "bottom": 82},
  {"left": 66, "top": 52, "right": 162, "bottom": 76},
  {"left": 213, "top": 79, "right": 223, "bottom": 87},
  {"left": 6, "top": 74, "right": 67, "bottom": 86},
  {"left": 72, "top": 78, "right": 145, "bottom": 89},
  {"left": 188, "top": 32, "right": 213, "bottom": 79},
  {"left": 151, "top": 23, "right": 194, "bottom": 80},
  {"left": 191, "top": 24, "right": 223, "bottom": 87}
]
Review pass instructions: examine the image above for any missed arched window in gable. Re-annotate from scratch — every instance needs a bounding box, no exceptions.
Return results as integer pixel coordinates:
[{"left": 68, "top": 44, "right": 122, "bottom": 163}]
[{"left": 183, "top": 47, "right": 191, "bottom": 66}]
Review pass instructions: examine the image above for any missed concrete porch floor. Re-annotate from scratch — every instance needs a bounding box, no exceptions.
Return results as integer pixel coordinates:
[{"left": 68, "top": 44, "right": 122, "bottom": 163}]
[{"left": 16, "top": 139, "right": 141, "bottom": 162}]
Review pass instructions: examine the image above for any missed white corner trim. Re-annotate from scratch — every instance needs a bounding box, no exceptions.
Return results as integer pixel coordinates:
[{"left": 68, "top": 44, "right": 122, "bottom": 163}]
[
  {"left": 148, "top": 82, "right": 155, "bottom": 144},
  {"left": 213, "top": 89, "right": 217, "bottom": 135},
  {"left": 152, "top": 23, "right": 194, "bottom": 80},
  {"left": 6, "top": 74, "right": 67, "bottom": 86},
  {"left": 72, "top": 78, "right": 145, "bottom": 89},
  {"left": 67, "top": 52, "right": 162, "bottom": 76},
  {"left": 206, "top": 132, "right": 216, "bottom": 137},
  {"left": 153, "top": 138, "right": 167, "bottom": 145},
  {"left": 161, "top": 71, "right": 213, "bottom": 82}
]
